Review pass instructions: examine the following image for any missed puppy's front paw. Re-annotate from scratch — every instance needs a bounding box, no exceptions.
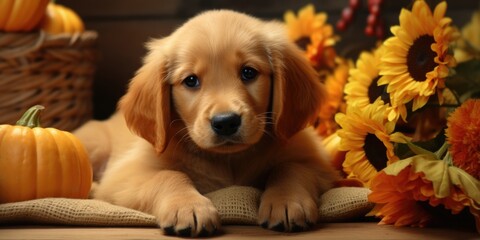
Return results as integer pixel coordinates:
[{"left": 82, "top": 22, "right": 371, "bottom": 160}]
[
  {"left": 156, "top": 193, "right": 220, "bottom": 237},
  {"left": 258, "top": 191, "right": 318, "bottom": 232}
]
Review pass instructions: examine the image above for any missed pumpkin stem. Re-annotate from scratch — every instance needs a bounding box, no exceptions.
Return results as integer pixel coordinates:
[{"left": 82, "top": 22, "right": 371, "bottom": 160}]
[{"left": 16, "top": 105, "right": 45, "bottom": 128}]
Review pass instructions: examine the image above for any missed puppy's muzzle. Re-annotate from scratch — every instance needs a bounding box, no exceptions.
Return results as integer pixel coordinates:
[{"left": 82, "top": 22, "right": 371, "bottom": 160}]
[{"left": 211, "top": 112, "right": 241, "bottom": 136}]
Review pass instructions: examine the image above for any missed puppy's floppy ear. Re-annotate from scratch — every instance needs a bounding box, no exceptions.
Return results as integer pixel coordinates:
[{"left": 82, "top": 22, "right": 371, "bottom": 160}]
[
  {"left": 266, "top": 22, "right": 326, "bottom": 140},
  {"left": 119, "top": 38, "right": 171, "bottom": 153}
]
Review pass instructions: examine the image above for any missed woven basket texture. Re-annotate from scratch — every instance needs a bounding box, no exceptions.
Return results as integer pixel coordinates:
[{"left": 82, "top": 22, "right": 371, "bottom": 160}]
[{"left": 0, "top": 31, "right": 97, "bottom": 131}]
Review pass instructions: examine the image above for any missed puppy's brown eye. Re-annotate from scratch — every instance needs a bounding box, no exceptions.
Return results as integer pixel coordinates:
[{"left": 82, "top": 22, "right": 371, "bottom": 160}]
[
  {"left": 183, "top": 75, "right": 200, "bottom": 88},
  {"left": 240, "top": 67, "right": 258, "bottom": 82}
]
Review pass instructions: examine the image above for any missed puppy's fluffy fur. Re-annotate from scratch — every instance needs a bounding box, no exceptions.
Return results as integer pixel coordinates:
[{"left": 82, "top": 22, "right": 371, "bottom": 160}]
[{"left": 74, "top": 10, "right": 339, "bottom": 237}]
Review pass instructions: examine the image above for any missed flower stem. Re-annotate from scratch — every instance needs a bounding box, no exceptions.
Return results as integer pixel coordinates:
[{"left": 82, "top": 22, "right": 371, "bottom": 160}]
[
  {"left": 434, "top": 142, "right": 449, "bottom": 159},
  {"left": 16, "top": 105, "right": 45, "bottom": 128},
  {"left": 443, "top": 151, "right": 454, "bottom": 166}
]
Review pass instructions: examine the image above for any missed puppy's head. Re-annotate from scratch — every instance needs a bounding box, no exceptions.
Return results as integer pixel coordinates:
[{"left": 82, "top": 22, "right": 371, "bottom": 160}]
[{"left": 120, "top": 10, "right": 325, "bottom": 154}]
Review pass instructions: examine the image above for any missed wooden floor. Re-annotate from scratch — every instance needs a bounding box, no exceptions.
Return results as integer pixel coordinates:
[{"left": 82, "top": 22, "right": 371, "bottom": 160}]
[{"left": 1, "top": 223, "right": 478, "bottom": 240}]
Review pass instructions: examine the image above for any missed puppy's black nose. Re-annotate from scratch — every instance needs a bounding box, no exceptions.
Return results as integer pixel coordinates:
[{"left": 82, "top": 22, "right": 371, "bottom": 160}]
[{"left": 211, "top": 113, "right": 241, "bottom": 136}]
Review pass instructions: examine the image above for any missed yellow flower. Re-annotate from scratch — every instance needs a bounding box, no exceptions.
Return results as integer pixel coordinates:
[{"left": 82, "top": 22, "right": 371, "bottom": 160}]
[
  {"left": 462, "top": 10, "right": 480, "bottom": 50},
  {"left": 316, "top": 58, "right": 350, "bottom": 136},
  {"left": 344, "top": 46, "right": 406, "bottom": 122},
  {"left": 284, "top": 4, "right": 319, "bottom": 42},
  {"left": 306, "top": 26, "right": 336, "bottom": 70},
  {"left": 284, "top": 4, "right": 337, "bottom": 70},
  {"left": 446, "top": 99, "right": 480, "bottom": 179},
  {"left": 455, "top": 10, "right": 480, "bottom": 63},
  {"left": 284, "top": 4, "right": 331, "bottom": 46},
  {"left": 334, "top": 100, "right": 405, "bottom": 187},
  {"left": 378, "top": 0, "right": 457, "bottom": 112},
  {"left": 368, "top": 155, "right": 480, "bottom": 231}
]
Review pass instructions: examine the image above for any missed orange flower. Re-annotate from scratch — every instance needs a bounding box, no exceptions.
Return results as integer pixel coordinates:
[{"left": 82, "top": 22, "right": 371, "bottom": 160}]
[
  {"left": 446, "top": 99, "right": 480, "bottom": 179},
  {"left": 368, "top": 155, "right": 480, "bottom": 231}
]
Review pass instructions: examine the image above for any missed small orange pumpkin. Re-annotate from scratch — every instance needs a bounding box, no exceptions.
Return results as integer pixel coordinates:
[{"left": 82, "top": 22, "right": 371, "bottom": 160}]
[
  {"left": 0, "top": 0, "right": 50, "bottom": 32},
  {"left": 0, "top": 105, "right": 92, "bottom": 203},
  {"left": 41, "top": 2, "right": 85, "bottom": 34}
]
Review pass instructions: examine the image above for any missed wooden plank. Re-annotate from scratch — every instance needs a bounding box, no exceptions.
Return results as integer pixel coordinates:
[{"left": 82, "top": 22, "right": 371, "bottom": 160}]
[{"left": 0, "top": 223, "right": 478, "bottom": 240}]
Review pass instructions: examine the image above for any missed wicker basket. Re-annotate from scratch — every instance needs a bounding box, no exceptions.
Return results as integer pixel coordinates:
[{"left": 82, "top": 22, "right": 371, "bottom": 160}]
[{"left": 0, "top": 31, "right": 97, "bottom": 131}]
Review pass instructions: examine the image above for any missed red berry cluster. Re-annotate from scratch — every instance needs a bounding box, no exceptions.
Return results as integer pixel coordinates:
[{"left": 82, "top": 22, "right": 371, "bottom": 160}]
[
  {"left": 336, "top": 0, "right": 385, "bottom": 39},
  {"left": 336, "top": 0, "right": 361, "bottom": 31}
]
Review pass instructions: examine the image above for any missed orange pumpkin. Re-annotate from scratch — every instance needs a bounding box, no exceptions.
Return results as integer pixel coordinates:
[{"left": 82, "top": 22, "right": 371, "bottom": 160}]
[
  {"left": 0, "top": 0, "right": 50, "bottom": 32},
  {"left": 41, "top": 2, "right": 85, "bottom": 34},
  {"left": 0, "top": 105, "right": 92, "bottom": 204}
]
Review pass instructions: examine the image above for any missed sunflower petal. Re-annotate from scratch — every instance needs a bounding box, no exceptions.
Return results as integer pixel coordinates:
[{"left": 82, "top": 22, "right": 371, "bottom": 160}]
[
  {"left": 284, "top": 11, "right": 296, "bottom": 24},
  {"left": 433, "top": 1, "right": 447, "bottom": 23}
]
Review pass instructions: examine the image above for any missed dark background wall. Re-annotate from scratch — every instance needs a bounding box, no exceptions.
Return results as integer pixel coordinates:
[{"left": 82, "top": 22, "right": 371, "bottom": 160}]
[{"left": 56, "top": 0, "right": 479, "bottom": 120}]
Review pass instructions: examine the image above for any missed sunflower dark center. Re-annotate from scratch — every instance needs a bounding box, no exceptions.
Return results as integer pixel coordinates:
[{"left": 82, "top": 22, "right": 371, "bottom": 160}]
[
  {"left": 407, "top": 35, "right": 437, "bottom": 82},
  {"left": 295, "top": 37, "right": 311, "bottom": 50},
  {"left": 363, "top": 133, "right": 388, "bottom": 171},
  {"left": 368, "top": 76, "right": 391, "bottom": 104}
]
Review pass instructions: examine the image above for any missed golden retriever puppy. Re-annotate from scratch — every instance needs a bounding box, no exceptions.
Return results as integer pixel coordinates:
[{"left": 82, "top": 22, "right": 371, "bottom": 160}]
[{"left": 74, "top": 9, "right": 339, "bottom": 237}]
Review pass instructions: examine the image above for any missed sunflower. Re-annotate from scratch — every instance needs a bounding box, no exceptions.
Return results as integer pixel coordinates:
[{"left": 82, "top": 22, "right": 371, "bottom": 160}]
[
  {"left": 316, "top": 58, "right": 350, "bottom": 136},
  {"left": 454, "top": 10, "right": 480, "bottom": 63},
  {"left": 368, "top": 154, "right": 480, "bottom": 231},
  {"left": 344, "top": 46, "right": 406, "bottom": 122},
  {"left": 306, "top": 25, "right": 337, "bottom": 70},
  {"left": 445, "top": 99, "right": 480, "bottom": 179},
  {"left": 285, "top": 4, "right": 321, "bottom": 44},
  {"left": 334, "top": 99, "right": 406, "bottom": 187},
  {"left": 284, "top": 4, "right": 337, "bottom": 70},
  {"left": 378, "top": 0, "right": 457, "bottom": 112}
]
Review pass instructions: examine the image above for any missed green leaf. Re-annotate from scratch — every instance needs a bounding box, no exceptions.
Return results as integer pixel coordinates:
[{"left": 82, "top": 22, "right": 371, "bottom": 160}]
[
  {"left": 405, "top": 141, "right": 438, "bottom": 160},
  {"left": 394, "top": 142, "right": 417, "bottom": 159},
  {"left": 449, "top": 167, "right": 480, "bottom": 203},
  {"left": 380, "top": 155, "right": 480, "bottom": 212},
  {"left": 382, "top": 157, "right": 414, "bottom": 176},
  {"left": 394, "top": 131, "right": 447, "bottom": 160}
]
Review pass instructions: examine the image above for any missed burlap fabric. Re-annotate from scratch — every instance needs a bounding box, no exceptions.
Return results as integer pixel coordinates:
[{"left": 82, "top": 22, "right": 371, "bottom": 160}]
[
  {"left": 318, "top": 187, "right": 374, "bottom": 222},
  {"left": 0, "top": 186, "right": 372, "bottom": 226}
]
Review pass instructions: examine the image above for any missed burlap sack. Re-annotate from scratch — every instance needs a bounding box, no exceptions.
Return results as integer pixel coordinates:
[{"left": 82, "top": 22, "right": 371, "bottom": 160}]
[
  {"left": 0, "top": 186, "right": 372, "bottom": 226},
  {"left": 318, "top": 187, "right": 374, "bottom": 222},
  {"left": 0, "top": 198, "right": 157, "bottom": 227}
]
